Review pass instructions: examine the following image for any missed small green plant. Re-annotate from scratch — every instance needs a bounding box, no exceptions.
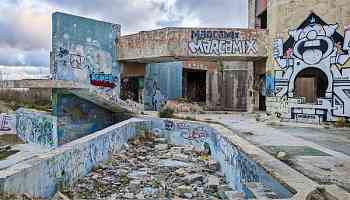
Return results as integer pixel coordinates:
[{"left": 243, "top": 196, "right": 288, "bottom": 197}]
[
  {"left": 159, "top": 107, "right": 175, "bottom": 118},
  {"left": 184, "top": 116, "right": 197, "bottom": 121}
]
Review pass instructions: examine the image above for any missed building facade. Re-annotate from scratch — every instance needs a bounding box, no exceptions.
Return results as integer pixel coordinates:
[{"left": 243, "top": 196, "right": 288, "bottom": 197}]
[
  {"left": 263, "top": 0, "right": 350, "bottom": 122},
  {"left": 47, "top": 0, "right": 350, "bottom": 124}
]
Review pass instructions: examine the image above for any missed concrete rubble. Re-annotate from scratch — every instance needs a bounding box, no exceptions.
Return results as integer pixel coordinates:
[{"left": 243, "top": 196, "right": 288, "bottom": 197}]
[{"left": 65, "top": 134, "right": 244, "bottom": 200}]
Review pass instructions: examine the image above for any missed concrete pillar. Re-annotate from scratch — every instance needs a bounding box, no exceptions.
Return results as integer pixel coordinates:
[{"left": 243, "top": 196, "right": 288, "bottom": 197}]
[{"left": 248, "top": 0, "right": 256, "bottom": 29}]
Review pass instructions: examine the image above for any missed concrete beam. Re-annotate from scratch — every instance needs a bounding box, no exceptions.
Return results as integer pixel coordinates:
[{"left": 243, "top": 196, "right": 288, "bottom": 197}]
[
  {"left": 0, "top": 80, "right": 90, "bottom": 89},
  {"left": 118, "top": 27, "right": 267, "bottom": 63}
]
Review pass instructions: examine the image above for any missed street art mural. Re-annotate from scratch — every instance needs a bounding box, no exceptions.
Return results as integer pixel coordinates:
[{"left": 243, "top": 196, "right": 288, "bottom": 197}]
[
  {"left": 52, "top": 12, "right": 121, "bottom": 99},
  {"left": 272, "top": 13, "right": 350, "bottom": 121},
  {"left": 16, "top": 109, "right": 58, "bottom": 148},
  {"left": 189, "top": 30, "right": 257, "bottom": 56}
]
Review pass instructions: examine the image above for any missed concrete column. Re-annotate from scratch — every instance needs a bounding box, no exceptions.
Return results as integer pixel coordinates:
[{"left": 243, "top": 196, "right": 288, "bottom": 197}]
[{"left": 248, "top": 0, "right": 256, "bottom": 29}]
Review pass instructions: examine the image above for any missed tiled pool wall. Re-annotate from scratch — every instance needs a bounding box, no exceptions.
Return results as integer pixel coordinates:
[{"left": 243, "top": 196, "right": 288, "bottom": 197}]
[
  {"left": 0, "top": 117, "right": 293, "bottom": 199},
  {"left": 150, "top": 118, "right": 293, "bottom": 199}
]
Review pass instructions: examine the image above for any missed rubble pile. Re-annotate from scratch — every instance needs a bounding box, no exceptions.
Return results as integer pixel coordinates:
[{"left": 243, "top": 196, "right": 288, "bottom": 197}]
[
  {"left": 67, "top": 134, "right": 244, "bottom": 200},
  {"left": 165, "top": 100, "right": 204, "bottom": 113}
]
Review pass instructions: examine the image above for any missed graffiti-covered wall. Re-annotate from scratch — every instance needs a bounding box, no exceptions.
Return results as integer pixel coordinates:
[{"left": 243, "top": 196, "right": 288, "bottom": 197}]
[
  {"left": 144, "top": 62, "right": 182, "bottom": 111},
  {"left": 16, "top": 108, "right": 58, "bottom": 148},
  {"left": 118, "top": 28, "right": 267, "bottom": 62},
  {"left": 51, "top": 12, "right": 125, "bottom": 140},
  {"left": 150, "top": 118, "right": 292, "bottom": 199},
  {"left": 52, "top": 12, "right": 121, "bottom": 99},
  {"left": 267, "top": 12, "right": 350, "bottom": 122}
]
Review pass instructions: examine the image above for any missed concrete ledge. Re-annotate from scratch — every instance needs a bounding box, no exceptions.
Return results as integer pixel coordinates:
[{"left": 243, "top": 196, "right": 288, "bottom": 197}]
[
  {"left": 0, "top": 80, "right": 90, "bottom": 89},
  {"left": 70, "top": 88, "right": 143, "bottom": 114}
]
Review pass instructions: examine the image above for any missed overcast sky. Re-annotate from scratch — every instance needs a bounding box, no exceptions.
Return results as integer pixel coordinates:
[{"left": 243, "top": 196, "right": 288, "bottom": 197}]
[{"left": 0, "top": 0, "right": 248, "bottom": 79}]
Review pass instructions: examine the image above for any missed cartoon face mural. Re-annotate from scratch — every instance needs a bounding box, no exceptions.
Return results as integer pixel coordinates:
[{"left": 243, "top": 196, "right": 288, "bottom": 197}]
[
  {"left": 272, "top": 13, "right": 350, "bottom": 121},
  {"left": 289, "top": 21, "right": 337, "bottom": 65}
]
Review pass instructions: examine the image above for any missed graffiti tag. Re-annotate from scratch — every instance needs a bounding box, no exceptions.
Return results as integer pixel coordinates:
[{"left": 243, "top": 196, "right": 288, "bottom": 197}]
[
  {"left": 189, "top": 39, "right": 257, "bottom": 55},
  {"left": 164, "top": 120, "right": 175, "bottom": 131},
  {"left": 17, "top": 113, "right": 56, "bottom": 148},
  {"left": 181, "top": 126, "right": 209, "bottom": 141},
  {"left": 0, "top": 115, "right": 12, "bottom": 131},
  {"left": 90, "top": 73, "right": 116, "bottom": 88},
  {"left": 176, "top": 122, "right": 190, "bottom": 130},
  {"left": 189, "top": 30, "right": 257, "bottom": 55}
]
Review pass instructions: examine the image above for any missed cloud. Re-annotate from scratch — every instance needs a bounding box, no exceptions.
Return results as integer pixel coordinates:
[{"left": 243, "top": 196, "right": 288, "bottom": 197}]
[
  {"left": 0, "top": 0, "right": 248, "bottom": 73},
  {"left": 0, "top": 65, "right": 50, "bottom": 80},
  {"left": 173, "top": 0, "right": 248, "bottom": 28},
  {"left": 0, "top": 46, "right": 49, "bottom": 67}
]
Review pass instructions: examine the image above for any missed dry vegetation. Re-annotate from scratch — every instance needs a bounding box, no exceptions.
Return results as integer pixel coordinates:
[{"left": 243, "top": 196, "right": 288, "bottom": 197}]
[{"left": 0, "top": 89, "right": 51, "bottom": 112}]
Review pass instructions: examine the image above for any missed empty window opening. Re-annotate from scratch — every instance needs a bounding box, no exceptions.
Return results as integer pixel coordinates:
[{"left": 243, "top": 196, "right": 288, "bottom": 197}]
[{"left": 294, "top": 68, "right": 328, "bottom": 103}]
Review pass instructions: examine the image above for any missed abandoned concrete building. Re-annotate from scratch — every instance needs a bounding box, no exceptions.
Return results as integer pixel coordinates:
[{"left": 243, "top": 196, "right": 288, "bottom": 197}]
[
  {"left": 120, "top": 0, "right": 350, "bottom": 123},
  {"left": 0, "top": 0, "right": 349, "bottom": 146},
  {"left": 1, "top": 0, "right": 350, "bottom": 199}
]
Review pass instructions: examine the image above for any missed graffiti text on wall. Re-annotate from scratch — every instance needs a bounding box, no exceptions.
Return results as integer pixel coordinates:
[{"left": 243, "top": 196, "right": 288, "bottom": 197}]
[
  {"left": 189, "top": 30, "right": 257, "bottom": 55},
  {"left": 16, "top": 111, "right": 56, "bottom": 148},
  {"left": 55, "top": 47, "right": 117, "bottom": 88},
  {"left": 90, "top": 73, "right": 116, "bottom": 88}
]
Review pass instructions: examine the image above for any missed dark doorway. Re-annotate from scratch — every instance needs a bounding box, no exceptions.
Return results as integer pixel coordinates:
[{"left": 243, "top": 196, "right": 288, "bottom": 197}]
[
  {"left": 259, "top": 74, "right": 266, "bottom": 111},
  {"left": 121, "top": 76, "right": 144, "bottom": 103},
  {"left": 294, "top": 68, "right": 328, "bottom": 103},
  {"left": 183, "top": 69, "right": 206, "bottom": 102}
]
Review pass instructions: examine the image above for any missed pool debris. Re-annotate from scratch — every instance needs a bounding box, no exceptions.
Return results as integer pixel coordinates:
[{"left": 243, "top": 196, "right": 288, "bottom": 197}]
[{"left": 65, "top": 133, "right": 243, "bottom": 199}]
